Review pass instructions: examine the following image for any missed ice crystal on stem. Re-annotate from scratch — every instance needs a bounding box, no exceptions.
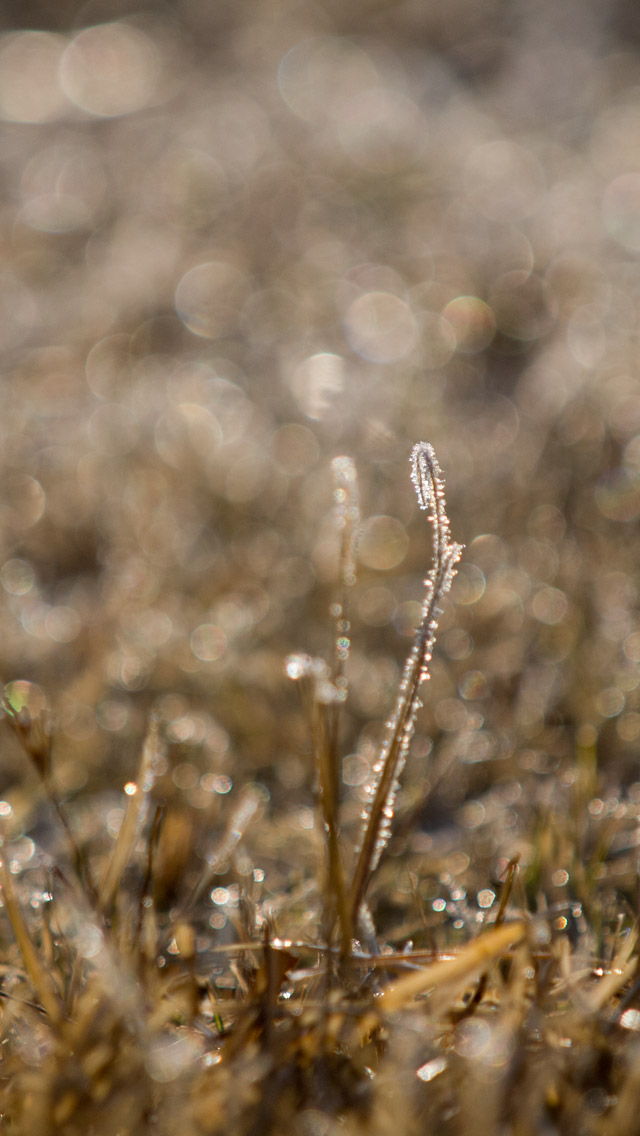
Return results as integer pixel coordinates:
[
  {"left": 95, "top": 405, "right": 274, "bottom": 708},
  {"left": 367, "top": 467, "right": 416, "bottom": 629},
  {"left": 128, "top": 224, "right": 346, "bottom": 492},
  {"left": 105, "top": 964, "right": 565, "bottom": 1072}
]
[{"left": 349, "top": 442, "right": 463, "bottom": 928}]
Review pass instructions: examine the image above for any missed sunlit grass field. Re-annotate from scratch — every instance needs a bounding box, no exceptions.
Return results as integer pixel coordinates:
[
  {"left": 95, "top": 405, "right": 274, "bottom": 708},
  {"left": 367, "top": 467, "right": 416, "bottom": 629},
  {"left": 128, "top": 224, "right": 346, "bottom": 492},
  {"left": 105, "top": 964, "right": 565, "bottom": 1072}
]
[{"left": 1, "top": 1, "right": 640, "bottom": 1132}]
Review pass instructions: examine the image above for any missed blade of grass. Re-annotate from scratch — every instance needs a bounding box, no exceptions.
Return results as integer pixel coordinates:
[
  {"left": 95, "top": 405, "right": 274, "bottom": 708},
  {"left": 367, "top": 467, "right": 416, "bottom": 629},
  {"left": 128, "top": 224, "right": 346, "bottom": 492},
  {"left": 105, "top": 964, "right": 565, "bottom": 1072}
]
[
  {"left": 378, "top": 921, "right": 526, "bottom": 1014},
  {"left": 2, "top": 693, "right": 95, "bottom": 898},
  {"left": 0, "top": 856, "right": 62, "bottom": 1025},
  {"left": 349, "top": 443, "right": 462, "bottom": 927},
  {"left": 97, "top": 714, "right": 165, "bottom": 914}
]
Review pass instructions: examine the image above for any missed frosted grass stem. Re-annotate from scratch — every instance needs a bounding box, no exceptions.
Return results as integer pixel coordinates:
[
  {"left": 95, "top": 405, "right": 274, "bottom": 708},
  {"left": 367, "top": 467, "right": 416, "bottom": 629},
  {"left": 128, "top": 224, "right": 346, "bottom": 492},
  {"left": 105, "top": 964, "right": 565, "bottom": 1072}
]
[{"left": 348, "top": 443, "right": 463, "bottom": 930}]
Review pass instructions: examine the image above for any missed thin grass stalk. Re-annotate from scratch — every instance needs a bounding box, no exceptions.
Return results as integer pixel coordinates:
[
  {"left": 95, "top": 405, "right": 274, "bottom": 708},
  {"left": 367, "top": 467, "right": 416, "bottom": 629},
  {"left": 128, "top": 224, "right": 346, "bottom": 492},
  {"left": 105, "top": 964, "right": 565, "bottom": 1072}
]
[
  {"left": 133, "top": 803, "right": 165, "bottom": 962},
  {"left": 377, "top": 921, "right": 526, "bottom": 1014},
  {"left": 321, "top": 456, "right": 360, "bottom": 956},
  {"left": 97, "top": 713, "right": 164, "bottom": 914},
  {"left": 0, "top": 856, "right": 62, "bottom": 1024},
  {"left": 326, "top": 455, "right": 360, "bottom": 785},
  {"left": 465, "top": 856, "right": 520, "bottom": 1013},
  {"left": 181, "top": 783, "right": 264, "bottom": 916},
  {"left": 349, "top": 443, "right": 463, "bottom": 927},
  {"left": 1, "top": 695, "right": 95, "bottom": 898},
  {"left": 311, "top": 691, "right": 352, "bottom": 959}
]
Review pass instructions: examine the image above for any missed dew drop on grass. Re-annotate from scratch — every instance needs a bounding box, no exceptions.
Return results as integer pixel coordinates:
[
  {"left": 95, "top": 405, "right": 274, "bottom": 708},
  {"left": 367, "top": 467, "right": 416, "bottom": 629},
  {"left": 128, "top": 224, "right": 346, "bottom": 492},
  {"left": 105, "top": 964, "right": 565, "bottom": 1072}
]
[
  {"left": 417, "top": 1056, "right": 447, "bottom": 1082},
  {"left": 285, "top": 652, "right": 311, "bottom": 680}
]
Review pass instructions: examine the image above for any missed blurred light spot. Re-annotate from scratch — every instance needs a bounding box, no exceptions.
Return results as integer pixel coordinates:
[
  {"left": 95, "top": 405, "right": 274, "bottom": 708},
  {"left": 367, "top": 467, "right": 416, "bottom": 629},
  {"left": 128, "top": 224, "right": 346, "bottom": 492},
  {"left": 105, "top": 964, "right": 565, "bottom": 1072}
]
[
  {"left": 551, "top": 869, "right": 569, "bottom": 887},
  {"left": 179, "top": 402, "right": 223, "bottom": 456},
  {"left": 419, "top": 311, "right": 457, "bottom": 369},
  {"left": 595, "top": 469, "right": 640, "bottom": 521},
  {"left": 277, "top": 36, "right": 378, "bottom": 124},
  {"left": 106, "top": 808, "right": 122, "bottom": 836},
  {"left": 271, "top": 424, "right": 319, "bottom": 475},
  {"left": 452, "top": 564, "right": 486, "bottom": 605},
  {"left": 623, "top": 631, "right": 640, "bottom": 662},
  {"left": 285, "top": 653, "right": 313, "bottom": 680},
  {"left": 393, "top": 600, "right": 422, "bottom": 637},
  {"left": 339, "top": 262, "right": 408, "bottom": 306},
  {"left": 596, "top": 687, "right": 624, "bottom": 718},
  {"left": 129, "top": 608, "right": 173, "bottom": 648},
  {"left": 172, "top": 762, "right": 199, "bottom": 791},
  {"left": 45, "top": 605, "right": 81, "bottom": 643},
  {"left": 96, "top": 699, "right": 129, "bottom": 732},
  {"left": 453, "top": 1019, "right": 492, "bottom": 1060},
  {"left": 458, "top": 670, "right": 489, "bottom": 700},
  {"left": 432, "top": 898, "right": 446, "bottom": 912},
  {"left": 477, "top": 889, "right": 495, "bottom": 908},
  {"left": 88, "top": 403, "right": 139, "bottom": 456},
  {"left": 145, "top": 1034, "right": 202, "bottom": 1083},
  {"left": 442, "top": 296, "right": 495, "bottom": 353},
  {"left": 460, "top": 732, "right": 495, "bottom": 766},
  {"left": 85, "top": 333, "right": 131, "bottom": 400},
  {"left": 602, "top": 173, "right": 640, "bottom": 251},
  {"left": 289, "top": 352, "right": 345, "bottom": 419},
  {"left": 20, "top": 144, "right": 106, "bottom": 234},
  {"left": 0, "top": 802, "right": 13, "bottom": 818},
  {"left": 295, "top": 1110, "right": 333, "bottom": 1136},
  {"left": 620, "top": 1009, "right": 640, "bottom": 1031},
  {"left": 618, "top": 712, "right": 640, "bottom": 742},
  {"left": 359, "top": 515, "right": 409, "bottom": 571},
  {"left": 344, "top": 292, "right": 417, "bottom": 363},
  {"left": 76, "top": 924, "right": 103, "bottom": 959},
  {"left": 155, "top": 404, "right": 222, "bottom": 467},
  {"left": 211, "top": 887, "right": 229, "bottom": 906},
  {"left": 442, "top": 628, "right": 474, "bottom": 660},
  {"left": 338, "top": 89, "right": 427, "bottom": 173},
  {"left": 10, "top": 837, "right": 34, "bottom": 866},
  {"left": 465, "top": 141, "right": 545, "bottom": 222},
  {"left": 4, "top": 680, "right": 46, "bottom": 716},
  {"left": 167, "top": 715, "right": 196, "bottom": 743},
  {"left": 59, "top": 22, "right": 159, "bottom": 118},
  {"left": 5, "top": 475, "right": 45, "bottom": 528},
  {"left": 1, "top": 559, "right": 35, "bottom": 596},
  {"left": 436, "top": 698, "right": 470, "bottom": 732},
  {"left": 566, "top": 305, "right": 606, "bottom": 368},
  {"left": 416, "top": 1056, "right": 447, "bottom": 1082},
  {"left": 342, "top": 753, "right": 370, "bottom": 787},
  {"left": 21, "top": 193, "right": 88, "bottom": 235},
  {"left": 175, "top": 261, "right": 249, "bottom": 339},
  {"left": 298, "top": 806, "right": 314, "bottom": 829},
  {"left": 191, "top": 624, "right": 226, "bottom": 662},
  {"left": 0, "top": 276, "right": 38, "bottom": 351},
  {"left": 460, "top": 800, "right": 485, "bottom": 828},
  {"left": 531, "top": 586, "right": 568, "bottom": 625},
  {"left": 200, "top": 773, "right": 232, "bottom": 794},
  {"left": 0, "top": 32, "right": 69, "bottom": 123}
]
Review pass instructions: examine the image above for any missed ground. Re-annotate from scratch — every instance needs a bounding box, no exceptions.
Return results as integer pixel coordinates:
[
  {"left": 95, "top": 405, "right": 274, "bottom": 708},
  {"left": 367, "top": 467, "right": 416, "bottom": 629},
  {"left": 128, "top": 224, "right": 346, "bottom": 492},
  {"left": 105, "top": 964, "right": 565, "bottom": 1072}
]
[{"left": 0, "top": 2, "right": 639, "bottom": 1133}]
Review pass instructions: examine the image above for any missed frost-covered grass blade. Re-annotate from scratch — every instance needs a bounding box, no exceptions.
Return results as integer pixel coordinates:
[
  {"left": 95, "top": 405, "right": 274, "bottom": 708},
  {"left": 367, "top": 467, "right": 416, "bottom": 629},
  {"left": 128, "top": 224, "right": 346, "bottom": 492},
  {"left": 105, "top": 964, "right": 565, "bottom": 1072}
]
[{"left": 348, "top": 442, "right": 463, "bottom": 930}]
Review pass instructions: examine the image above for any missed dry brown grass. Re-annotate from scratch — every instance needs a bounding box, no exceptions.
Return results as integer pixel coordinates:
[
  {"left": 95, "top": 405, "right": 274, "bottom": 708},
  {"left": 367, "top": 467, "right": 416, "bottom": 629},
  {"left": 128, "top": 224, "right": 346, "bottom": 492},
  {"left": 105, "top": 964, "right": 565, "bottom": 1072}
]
[{"left": 2, "top": 1, "right": 640, "bottom": 1132}]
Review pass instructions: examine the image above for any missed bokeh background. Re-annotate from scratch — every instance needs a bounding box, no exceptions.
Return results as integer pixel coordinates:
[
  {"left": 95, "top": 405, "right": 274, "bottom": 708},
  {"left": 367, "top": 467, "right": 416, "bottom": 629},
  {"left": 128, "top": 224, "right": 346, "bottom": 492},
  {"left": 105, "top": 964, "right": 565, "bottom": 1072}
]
[{"left": 2, "top": 0, "right": 640, "bottom": 918}]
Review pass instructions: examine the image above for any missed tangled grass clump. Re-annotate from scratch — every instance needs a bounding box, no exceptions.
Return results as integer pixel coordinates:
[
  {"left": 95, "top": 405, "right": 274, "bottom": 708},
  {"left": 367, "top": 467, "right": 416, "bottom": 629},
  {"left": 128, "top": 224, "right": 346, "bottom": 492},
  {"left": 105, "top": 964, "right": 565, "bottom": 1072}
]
[{"left": 0, "top": 443, "right": 638, "bottom": 1136}]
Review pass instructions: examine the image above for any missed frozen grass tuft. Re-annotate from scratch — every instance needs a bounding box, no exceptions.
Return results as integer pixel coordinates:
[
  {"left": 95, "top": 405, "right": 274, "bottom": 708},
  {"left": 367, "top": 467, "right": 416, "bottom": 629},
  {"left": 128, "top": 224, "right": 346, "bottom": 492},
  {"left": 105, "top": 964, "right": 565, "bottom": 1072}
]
[{"left": 0, "top": 443, "right": 639, "bottom": 1135}]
